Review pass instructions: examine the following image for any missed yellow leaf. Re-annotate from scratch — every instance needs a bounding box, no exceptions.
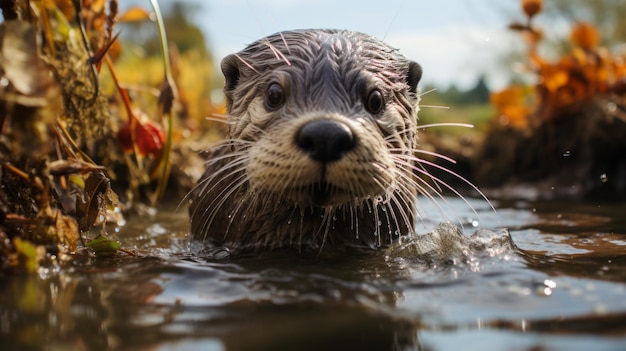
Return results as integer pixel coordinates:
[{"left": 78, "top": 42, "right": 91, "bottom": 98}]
[{"left": 13, "top": 238, "right": 40, "bottom": 273}]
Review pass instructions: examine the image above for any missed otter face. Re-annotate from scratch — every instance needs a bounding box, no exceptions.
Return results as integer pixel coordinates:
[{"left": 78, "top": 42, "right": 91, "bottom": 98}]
[{"left": 221, "top": 30, "right": 422, "bottom": 208}]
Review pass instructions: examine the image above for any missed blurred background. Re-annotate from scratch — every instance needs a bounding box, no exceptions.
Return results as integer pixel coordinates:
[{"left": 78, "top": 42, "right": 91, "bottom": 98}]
[{"left": 118, "top": 0, "right": 626, "bottom": 130}]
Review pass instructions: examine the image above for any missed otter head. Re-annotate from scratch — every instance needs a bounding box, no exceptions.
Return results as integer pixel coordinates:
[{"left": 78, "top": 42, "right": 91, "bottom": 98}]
[
  {"left": 191, "top": 29, "right": 423, "bottom": 251},
  {"left": 221, "top": 29, "right": 422, "bottom": 207}
]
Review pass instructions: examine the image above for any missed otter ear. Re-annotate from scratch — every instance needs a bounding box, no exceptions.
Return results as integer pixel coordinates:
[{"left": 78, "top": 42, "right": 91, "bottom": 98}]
[
  {"left": 221, "top": 54, "right": 241, "bottom": 107},
  {"left": 406, "top": 61, "right": 422, "bottom": 93}
]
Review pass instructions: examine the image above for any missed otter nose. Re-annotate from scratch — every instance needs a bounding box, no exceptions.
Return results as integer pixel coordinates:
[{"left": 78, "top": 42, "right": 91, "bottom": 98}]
[{"left": 296, "top": 120, "right": 355, "bottom": 162}]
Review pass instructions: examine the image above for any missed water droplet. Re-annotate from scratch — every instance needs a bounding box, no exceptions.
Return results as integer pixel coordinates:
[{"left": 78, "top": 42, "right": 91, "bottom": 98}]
[
  {"left": 544, "top": 279, "right": 556, "bottom": 288},
  {"left": 471, "top": 220, "right": 479, "bottom": 227},
  {"left": 600, "top": 173, "right": 608, "bottom": 183},
  {"left": 606, "top": 101, "right": 617, "bottom": 112},
  {"left": 562, "top": 150, "right": 571, "bottom": 157}
]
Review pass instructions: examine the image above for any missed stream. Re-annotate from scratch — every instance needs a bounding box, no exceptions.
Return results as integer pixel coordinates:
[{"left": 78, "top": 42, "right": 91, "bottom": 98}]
[{"left": 2, "top": 197, "right": 626, "bottom": 350}]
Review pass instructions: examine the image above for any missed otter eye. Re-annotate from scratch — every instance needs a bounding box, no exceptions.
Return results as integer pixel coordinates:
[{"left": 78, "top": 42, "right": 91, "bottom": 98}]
[
  {"left": 265, "top": 83, "right": 285, "bottom": 110},
  {"left": 365, "top": 89, "right": 384, "bottom": 115}
]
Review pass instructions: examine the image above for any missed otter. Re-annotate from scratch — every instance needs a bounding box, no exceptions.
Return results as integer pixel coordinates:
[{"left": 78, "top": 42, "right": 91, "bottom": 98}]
[{"left": 190, "top": 29, "right": 424, "bottom": 252}]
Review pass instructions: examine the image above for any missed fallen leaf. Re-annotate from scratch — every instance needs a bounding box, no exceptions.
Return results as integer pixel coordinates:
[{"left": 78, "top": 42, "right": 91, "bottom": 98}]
[
  {"left": 75, "top": 171, "right": 111, "bottom": 232},
  {"left": 86, "top": 234, "right": 121, "bottom": 256}
]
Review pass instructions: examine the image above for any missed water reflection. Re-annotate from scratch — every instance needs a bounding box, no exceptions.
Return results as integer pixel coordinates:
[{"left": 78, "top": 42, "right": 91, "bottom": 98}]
[{"left": 2, "top": 198, "right": 626, "bottom": 350}]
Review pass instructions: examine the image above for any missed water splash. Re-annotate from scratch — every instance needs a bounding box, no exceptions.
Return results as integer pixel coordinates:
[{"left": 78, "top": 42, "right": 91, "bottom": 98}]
[{"left": 387, "top": 222, "right": 514, "bottom": 265}]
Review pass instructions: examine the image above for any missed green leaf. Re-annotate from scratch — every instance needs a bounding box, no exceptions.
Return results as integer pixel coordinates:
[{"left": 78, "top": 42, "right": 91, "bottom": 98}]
[{"left": 86, "top": 235, "right": 121, "bottom": 256}]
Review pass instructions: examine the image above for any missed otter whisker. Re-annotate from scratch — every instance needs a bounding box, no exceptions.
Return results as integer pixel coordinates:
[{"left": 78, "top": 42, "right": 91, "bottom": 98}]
[
  {"left": 417, "top": 122, "right": 473, "bottom": 129},
  {"left": 265, "top": 38, "right": 291, "bottom": 66},
  {"left": 390, "top": 154, "right": 460, "bottom": 213},
  {"left": 386, "top": 194, "right": 414, "bottom": 241},
  {"left": 198, "top": 171, "right": 250, "bottom": 241},
  {"left": 373, "top": 198, "right": 382, "bottom": 246},
  {"left": 390, "top": 161, "right": 451, "bottom": 224},
  {"left": 205, "top": 114, "right": 232, "bottom": 125},
  {"left": 233, "top": 53, "right": 259, "bottom": 74},
  {"left": 223, "top": 188, "right": 256, "bottom": 235},
  {"left": 411, "top": 156, "right": 495, "bottom": 214},
  {"left": 318, "top": 205, "right": 335, "bottom": 253},
  {"left": 418, "top": 87, "right": 438, "bottom": 97},
  {"left": 386, "top": 176, "right": 418, "bottom": 235},
  {"left": 388, "top": 147, "right": 458, "bottom": 165},
  {"left": 418, "top": 105, "right": 450, "bottom": 110},
  {"left": 396, "top": 155, "right": 491, "bottom": 224},
  {"left": 277, "top": 31, "right": 291, "bottom": 55},
  {"left": 180, "top": 148, "right": 251, "bottom": 209},
  {"left": 192, "top": 157, "right": 251, "bottom": 230},
  {"left": 380, "top": 199, "right": 397, "bottom": 244}
]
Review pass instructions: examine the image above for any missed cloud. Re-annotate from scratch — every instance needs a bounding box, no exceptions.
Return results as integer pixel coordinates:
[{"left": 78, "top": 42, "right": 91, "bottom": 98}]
[{"left": 386, "top": 26, "right": 518, "bottom": 89}]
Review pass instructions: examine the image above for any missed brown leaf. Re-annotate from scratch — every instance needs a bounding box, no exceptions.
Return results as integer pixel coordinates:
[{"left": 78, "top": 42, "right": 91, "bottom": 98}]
[
  {"left": 48, "top": 159, "right": 106, "bottom": 176},
  {"left": 508, "top": 22, "right": 528, "bottom": 32},
  {"left": 522, "top": 0, "right": 543, "bottom": 18},
  {"left": 158, "top": 80, "right": 175, "bottom": 116},
  {"left": 0, "top": 21, "right": 60, "bottom": 105},
  {"left": 75, "top": 171, "right": 111, "bottom": 232}
]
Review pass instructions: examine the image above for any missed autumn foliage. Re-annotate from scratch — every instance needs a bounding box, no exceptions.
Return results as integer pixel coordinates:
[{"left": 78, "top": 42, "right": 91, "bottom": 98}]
[
  {"left": 491, "top": 0, "right": 626, "bottom": 128},
  {"left": 472, "top": 0, "right": 626, "bottom": 199},
  {"left": 0, "top": 0, "right": 222, "bottom": 271}
]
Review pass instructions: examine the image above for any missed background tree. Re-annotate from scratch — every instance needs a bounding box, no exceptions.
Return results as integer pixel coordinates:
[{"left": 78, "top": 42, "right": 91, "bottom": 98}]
[{"left": 121, "top": 1, "right": 212, "bottom": 59}]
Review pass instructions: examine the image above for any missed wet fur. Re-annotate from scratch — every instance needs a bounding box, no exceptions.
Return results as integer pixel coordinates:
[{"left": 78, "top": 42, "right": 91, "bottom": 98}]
[{"left": 190, "top": 29, "right": 425, "bottom": 251}]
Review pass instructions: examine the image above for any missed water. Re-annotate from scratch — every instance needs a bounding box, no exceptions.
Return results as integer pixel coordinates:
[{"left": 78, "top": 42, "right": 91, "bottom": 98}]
[{"left": 2, "top": 198, "right": 626, "bottom": 351}]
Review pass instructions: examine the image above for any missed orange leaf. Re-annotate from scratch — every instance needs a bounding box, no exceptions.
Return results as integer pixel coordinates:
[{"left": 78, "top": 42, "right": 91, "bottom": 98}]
[
  {"left": 490, "top": 86, "right": 532, "bottom": 129},
  {"left": 53, "top": 0, "right": 75, "bottom": 19},
  {"left": 570, "top": 22, "right": 599, "bottom": 51},
  {"left": 522, "top": 0, "right": 543, "bottom": 18},
  {"left": 119, "top": 6, "right": 151, "bottom": 22},
  {"left": 539, "top": 64, "right": 569, "bottom": 93}
]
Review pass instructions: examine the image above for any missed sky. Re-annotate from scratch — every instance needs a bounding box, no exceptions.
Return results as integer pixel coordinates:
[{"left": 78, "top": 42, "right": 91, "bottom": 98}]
[{"left": 134, "top": 0, "right": 525, "bottom": 90}]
